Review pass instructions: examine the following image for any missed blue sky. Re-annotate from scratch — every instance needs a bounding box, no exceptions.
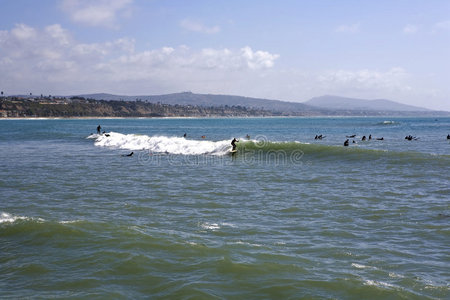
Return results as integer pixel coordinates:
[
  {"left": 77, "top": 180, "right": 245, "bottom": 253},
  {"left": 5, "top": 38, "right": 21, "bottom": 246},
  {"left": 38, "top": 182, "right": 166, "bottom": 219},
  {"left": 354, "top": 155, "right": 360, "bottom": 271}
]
[{"left": 0, "top": 0, "right": 449, "bottom": 110}]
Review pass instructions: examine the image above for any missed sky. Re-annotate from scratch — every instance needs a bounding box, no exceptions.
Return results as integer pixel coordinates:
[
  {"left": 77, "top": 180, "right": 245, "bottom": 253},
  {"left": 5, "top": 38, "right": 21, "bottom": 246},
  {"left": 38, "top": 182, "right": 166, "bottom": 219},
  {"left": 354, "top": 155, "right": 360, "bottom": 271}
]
[{"left": 0, "top": 0, "right": 449, "bottom": 110}]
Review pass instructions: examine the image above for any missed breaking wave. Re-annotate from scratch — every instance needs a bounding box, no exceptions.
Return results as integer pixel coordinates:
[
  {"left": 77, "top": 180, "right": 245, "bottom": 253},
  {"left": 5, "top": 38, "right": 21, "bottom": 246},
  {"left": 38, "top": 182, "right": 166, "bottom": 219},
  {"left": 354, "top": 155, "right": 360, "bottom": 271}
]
[
  {"left": 376, "top": 120, "right": 400, "bottom": 125},
  {"left": 87, "top": 133, "right": 449, "bottom": 164},
  {"left": 88, "top": 132, "right": 231, "bottom": 156}
]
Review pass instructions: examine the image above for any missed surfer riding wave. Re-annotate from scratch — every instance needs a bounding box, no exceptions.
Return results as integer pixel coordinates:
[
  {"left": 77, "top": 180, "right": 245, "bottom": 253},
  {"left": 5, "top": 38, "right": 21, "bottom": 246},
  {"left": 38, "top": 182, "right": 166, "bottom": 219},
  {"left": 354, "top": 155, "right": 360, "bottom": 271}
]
[{"left": 231, "top": 138, "right": 239, "bottom": 151}]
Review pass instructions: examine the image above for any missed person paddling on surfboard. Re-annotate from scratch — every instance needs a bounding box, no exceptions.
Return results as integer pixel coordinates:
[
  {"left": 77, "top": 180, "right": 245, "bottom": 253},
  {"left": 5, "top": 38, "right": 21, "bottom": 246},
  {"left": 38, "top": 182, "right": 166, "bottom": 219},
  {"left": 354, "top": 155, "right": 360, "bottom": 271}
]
[{"left": 231, "top": 138, "right": 239, "bottom": 151}]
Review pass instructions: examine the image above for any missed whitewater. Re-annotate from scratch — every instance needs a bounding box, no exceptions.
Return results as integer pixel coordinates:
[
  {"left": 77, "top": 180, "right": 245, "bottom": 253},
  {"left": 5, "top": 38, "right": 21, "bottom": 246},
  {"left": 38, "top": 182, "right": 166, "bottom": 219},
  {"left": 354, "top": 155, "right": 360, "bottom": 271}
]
[{"left": 89, "top": 132, "right": 232, "bottom": 155}]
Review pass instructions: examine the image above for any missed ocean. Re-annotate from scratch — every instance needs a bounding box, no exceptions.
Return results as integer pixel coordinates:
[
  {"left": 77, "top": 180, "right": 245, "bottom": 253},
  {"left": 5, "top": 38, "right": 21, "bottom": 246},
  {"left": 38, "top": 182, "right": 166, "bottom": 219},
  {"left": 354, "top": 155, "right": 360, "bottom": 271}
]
[{"left": 1, "top": 117, "right": 449, "bottom": 299}]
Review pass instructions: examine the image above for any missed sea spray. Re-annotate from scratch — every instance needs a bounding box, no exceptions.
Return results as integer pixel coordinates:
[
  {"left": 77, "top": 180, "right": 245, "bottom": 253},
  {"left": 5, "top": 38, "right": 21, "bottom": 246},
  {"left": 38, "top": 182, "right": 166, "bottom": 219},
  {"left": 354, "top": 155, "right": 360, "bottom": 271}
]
[{"left": 90, "top": 132, "right": 231, "bottom": 155}]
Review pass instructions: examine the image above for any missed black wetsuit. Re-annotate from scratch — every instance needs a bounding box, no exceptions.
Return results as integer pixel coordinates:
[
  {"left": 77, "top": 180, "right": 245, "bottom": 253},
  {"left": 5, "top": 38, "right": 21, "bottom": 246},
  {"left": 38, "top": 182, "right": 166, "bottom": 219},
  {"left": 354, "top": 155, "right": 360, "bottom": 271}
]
[{"left": 231, "top": 138, "right": 238, "bottom": 151}]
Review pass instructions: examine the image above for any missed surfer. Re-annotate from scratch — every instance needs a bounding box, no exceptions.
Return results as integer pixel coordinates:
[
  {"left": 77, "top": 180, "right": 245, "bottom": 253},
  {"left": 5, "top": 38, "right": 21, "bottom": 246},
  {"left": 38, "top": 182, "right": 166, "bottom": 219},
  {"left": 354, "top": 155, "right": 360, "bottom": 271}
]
[
  {"left": 344, "top": 139, "right": 349, "bottom": 147},
  {"left": 346, "top": 134, "right": 356, "bottom": 138},
  {"left": 97, "top": 125, "right": 101, "bottom": 134},
  {"left": 183, "top": 133, "right": 187, "bottom": 138},
  {"left": 122, "top": 152, "right": 133, "bottom": 157},
  {"left": 231, "top": 138, "right": 239, "bottom": 151},
  {"left": 447, "top": 134, "right": 450, "bottom": 140},
  {"left": 405, "top": 135, "right": 418, "bottom": 141},
  {"left": 362, "top": 135, "right": 366, "bottom": 141},
  {"left": 369, "top": 134, "right": 372, "bottom": 140},
  {"left": 376, "top": 137, "right": 384, "bottom": 140}
]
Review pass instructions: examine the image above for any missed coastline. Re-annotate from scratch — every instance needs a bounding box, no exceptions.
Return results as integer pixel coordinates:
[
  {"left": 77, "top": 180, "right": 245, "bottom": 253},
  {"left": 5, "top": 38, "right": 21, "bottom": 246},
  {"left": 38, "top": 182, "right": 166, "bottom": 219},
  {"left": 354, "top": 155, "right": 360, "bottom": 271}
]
[{"left": 1, "top": 114, "right": 449, "bottom": 120}]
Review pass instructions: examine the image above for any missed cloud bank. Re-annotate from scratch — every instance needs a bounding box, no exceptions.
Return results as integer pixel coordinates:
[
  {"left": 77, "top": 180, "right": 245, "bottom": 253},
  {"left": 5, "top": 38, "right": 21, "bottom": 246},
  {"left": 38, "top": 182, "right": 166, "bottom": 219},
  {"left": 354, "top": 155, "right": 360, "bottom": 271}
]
[
  {"left": 0, "top": 23, "right": 278, "bottom": 95},
  {"left": 0, "top": 23, "right": 445, "bottom": 110}
]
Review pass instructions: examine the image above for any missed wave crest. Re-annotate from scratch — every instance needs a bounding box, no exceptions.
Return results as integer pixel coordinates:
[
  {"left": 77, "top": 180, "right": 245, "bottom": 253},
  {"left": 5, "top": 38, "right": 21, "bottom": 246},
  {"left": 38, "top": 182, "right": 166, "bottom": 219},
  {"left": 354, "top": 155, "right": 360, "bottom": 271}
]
[{"left": 93, "top": 132, "right": 231, "bottom": 155}]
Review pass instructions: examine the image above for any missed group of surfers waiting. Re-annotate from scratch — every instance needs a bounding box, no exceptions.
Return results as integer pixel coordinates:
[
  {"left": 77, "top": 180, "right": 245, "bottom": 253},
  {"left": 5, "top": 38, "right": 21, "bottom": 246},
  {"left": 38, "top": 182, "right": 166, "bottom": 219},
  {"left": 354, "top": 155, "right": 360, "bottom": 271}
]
[
  {"left": 342, "top": 135, "right": 383, "bottom": 147},
  {"left": 315, "top": 133, "right": 384, "bottom": 147},
  {"left": 339, "top": 134, "right": 450, "bottom": 146}
]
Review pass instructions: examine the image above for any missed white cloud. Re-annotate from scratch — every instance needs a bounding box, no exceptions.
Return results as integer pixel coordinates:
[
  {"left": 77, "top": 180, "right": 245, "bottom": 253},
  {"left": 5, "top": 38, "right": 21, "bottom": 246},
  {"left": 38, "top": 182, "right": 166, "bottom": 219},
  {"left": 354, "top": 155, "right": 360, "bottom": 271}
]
[
  {"left": 335, "top": 23, "right": 360, "bottom": 34},
  {"left": 180, "top": 19, "right": 220, "bottom": 34},
  {"left": 1, "top": 23, "right": 447, "bottom": 110},
  {"left": 241, "top": 46, "right": 279, "bottom": 69},
  {"left": 60, "top": 0, "right": 133, "bottom": 29},
  {"left": 403, "top": 24, "right": 418, "bottom": 34},
  {"left": 0, "top": 23, "right": 278, "bottom": 95},
  {"left": 434, "top": 20, "right": 450, "bottom": 32},
  {"left": 317, "top": 68, "right": 411, "bottom": 93},
  {"left": 11, "top": 23, "right": 37, "bottom": 40}
]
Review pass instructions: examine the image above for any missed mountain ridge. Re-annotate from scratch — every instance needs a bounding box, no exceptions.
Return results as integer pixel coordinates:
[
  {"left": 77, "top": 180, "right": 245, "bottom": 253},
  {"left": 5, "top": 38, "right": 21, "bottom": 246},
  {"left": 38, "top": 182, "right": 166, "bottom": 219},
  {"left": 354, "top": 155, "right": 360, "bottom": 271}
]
[
  {"left": 3, "top": 92, "right": 449, "bottom": 118},
  {"left": 304, "top": 95, "right": 430, "bottom": 112},
  {"left": 75, "top": 92, "right": 439, "bottom": 113},
  {"left": 76, "top": 92, "right": 315, "bottom": 112}
]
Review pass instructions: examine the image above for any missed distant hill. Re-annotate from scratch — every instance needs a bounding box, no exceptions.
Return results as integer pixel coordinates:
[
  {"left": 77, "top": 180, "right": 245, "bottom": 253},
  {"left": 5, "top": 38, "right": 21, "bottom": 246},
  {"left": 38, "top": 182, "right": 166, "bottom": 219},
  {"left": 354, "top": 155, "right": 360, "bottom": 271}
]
[
  {"left": 0, "top": 98, "right": 270, "bottom": 118},
  {"left": 77, "top": 92, "right": 316, "bottom": 114},
  {"left": 73, "top": 92, "right": 447, "bottom": 116},
  {"left": 304, "top": 95, "right": 430, "bottom": 112},
  {"left": 3, "top": 92, "right": 447, "bottom": 118}
]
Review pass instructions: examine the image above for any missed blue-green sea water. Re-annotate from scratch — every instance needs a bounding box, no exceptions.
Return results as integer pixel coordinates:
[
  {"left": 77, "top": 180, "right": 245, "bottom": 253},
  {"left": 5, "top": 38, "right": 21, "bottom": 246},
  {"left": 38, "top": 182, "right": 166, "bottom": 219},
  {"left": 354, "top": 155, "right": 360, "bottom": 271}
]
[{"left": 1, "top": 117, "right": 449, "bottom": 299}]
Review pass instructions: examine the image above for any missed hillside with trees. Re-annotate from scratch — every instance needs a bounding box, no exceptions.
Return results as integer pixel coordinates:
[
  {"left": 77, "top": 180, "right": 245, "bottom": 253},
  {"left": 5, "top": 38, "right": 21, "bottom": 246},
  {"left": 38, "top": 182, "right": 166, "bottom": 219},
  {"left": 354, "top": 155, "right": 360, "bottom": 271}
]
[{"left": 0, "top": 97, "right": 272, "bottom": 118}]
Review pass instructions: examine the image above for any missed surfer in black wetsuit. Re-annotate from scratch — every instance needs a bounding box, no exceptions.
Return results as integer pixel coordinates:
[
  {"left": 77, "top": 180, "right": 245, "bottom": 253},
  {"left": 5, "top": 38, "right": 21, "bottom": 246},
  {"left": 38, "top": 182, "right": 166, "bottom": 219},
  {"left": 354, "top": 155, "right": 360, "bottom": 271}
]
[
  {"left": 97, "top": 125, "right": 101, "bottom": 134},
  {"left": 231, "top": 138, "right": 238, "bottom": 151},
  {"left": 447, "top": 134, "right": 450, "bottom": 140},
  {"left": 344, "top": 139, "right": 349, "bottom": 147}
]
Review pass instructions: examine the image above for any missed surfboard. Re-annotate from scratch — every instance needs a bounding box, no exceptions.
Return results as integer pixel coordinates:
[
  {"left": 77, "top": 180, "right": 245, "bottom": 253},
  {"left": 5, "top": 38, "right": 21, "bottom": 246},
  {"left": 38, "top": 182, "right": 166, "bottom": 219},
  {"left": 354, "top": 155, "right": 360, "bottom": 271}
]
[{"left": 230, "top": 149, "right": 237, "bottom": 154}]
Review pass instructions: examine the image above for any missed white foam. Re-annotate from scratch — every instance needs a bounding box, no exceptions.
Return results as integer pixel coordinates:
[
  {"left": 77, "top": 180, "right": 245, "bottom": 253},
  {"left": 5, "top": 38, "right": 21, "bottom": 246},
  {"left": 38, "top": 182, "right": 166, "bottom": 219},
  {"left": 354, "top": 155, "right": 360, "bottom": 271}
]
[
  {"left": 0, "top": 212, "right": 43, "bottom": 223},
  {"left": 86, "top": 133, "right": 102, "bottom": 139},
  {"left": 220, "top": 222, "right": 237, "bottom": 228},
  {"left": 0, "top": 212, "right": 18, "bottom": 223},
  {"left": 59, "top": 220, "right": 83, "bottom": 224},
  {"left": 200, "top": 222, "right": 220, "bottom": 230},
  {"left": 364, "top": 280, "right": 395, "bottom": 288},
  {"left": 389, "top": 272, "right": 404, "bottom": 279},
  {"left": 351, "top": 263, "right": 377, "bottom": 270},
  {"left": 233, "top": 240, "right": 262, "bottom": 247},
  {"left": 93, "top": 132, "right": 231, "bottom": 155}
]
